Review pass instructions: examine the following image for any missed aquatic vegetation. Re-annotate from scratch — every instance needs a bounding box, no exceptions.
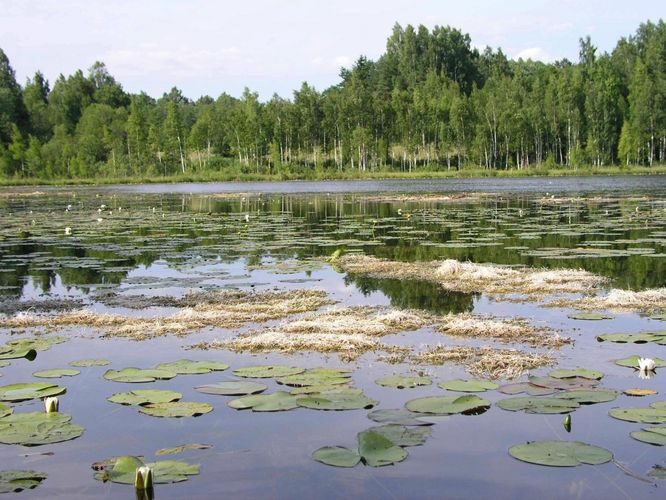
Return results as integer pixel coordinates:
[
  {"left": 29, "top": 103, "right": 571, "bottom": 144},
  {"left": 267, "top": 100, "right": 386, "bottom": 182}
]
[
  {"left": 0, "top": 412, "right": 83, "bottom": 446},
  {"left": 366, "top": 409, "right": 433, "bottom": 426},
  {"left": 138, "top": 402, "right": 213, "bottom": 418},
  {"left": 438, "top": 379, "right": 498, "bottom": 392},
  {"left": 154, "top": 360, "right": 229, "bottom": 375},
  {"left": 630, "top": 427, "right": 666, "bottom": 446},
  {"left": 549, "top": 288, "right": 666, "bottom": 314},
  {"left": 155, "top": 443, "right": 212, "bottom": 456},
  {"left": 638, "top": 357, "right": 656, "bottom": 373},
  {"left": 313, "top": 429, "right": 411, "bottom": 468},
  {"left": 609, "top": 402, "right": 666, "bottom": 423},
  {"left": 508, "top": 440, "right": 613, "bottom": 467},
  {"left": 548, "top": 368, "right": 603, "bottom": 380},
  {"left": 412, "top": 346, "right": 554, "bottom": 379},
  {"left": 435, "top": 314, "right": 568, "bottom": 348},
  {"left": 44, "top": 396, "right": 59, "bottom": 413},
  {"left": 93, "top": 455, "right": 199, "bottom": 484},
  {"left": 406, "top": 394, "right": 490, "bottom": 415},
  {"left": 295, "top": 390, "right": 376, "bottom": 411},
  {"left": 232, "top": 365, "right": 304, "bottom": 378},
  {"left": 103, "top": 368, "right": 177, "bottom": 383},
  {"left": 0, "top": 470, "right": 47, "bottom": 493},
  {"left": 195, "top": 381, "right": 267, "bottom": 396},
  {"left": 567, "top": 312, "right": 614, "bottom": 320},
  {"left": 33, "top": 368, "right": 80, "bottom": 378},
  {"left": 375, "top": 375, "right": 432, "bottom": 389},
  {"left": 0, "top": 403, "right": 11, "bottom": 418},
  {"left": 107, "top": 389, "right": 182, "bottom": 406},
  {"left": 228, "top": 391, "right": 299, "bottom": 412},
  {"left": 615, "top": 355, "right": 666, "bottom": 369},
  {"left": 623, "top": 388, "right": 657, "bottom": 397},
  {"left": 0, "top": 382, "right": 66, "bottom": 402},
  {"left": 497, "top": 396, "right": 580, "bottom": 414},
  {"left": 68, "top": 358, "right": 110, "bottom": 367}
]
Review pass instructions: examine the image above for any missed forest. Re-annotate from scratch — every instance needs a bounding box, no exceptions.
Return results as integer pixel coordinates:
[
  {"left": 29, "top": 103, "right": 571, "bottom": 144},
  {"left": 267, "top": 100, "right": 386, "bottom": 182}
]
[{"left": 0, "top": 20, "right": 664, "bottom": 181}]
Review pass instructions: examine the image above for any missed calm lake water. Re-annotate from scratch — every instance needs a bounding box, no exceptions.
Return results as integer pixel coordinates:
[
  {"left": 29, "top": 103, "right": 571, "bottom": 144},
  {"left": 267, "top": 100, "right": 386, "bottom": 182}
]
[{"left": 1, "top": 176, "right": 665, "bottom": 499}]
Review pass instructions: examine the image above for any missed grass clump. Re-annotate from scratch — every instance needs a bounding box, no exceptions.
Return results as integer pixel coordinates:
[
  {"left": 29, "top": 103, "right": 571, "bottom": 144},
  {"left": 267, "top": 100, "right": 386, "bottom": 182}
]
[{"left": 548, "top": 288, "right": 666, "bottom": 314}]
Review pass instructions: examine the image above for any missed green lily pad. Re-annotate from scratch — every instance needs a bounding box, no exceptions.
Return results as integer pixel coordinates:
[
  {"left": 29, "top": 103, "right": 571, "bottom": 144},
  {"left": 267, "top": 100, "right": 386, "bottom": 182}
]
[
  {"left": 312, "top": 447, "right": 361, "bottom": 468},
  {"left": 108, "top": 389, "right": 182, "bottom": 406},
  {"left": 406, "top": 395, "right": 490, "bottom": 415},
  {"left": 614, "top": 355, "right": 666, "bottom": 368},
  {"left": 0, "top": 412, "right": 83, "bottom": 446},
  {"left": 630, "top": 427, "right": 666, "bottom": 446},
  {"left": 498, "top": 382, "right": 555, "bottom": 396},
  {"left": 139, "top": 402, "right": 213, "bottom": 418},
  {"left": 0, "top": 403, "right": 11, "bottom": 418},
  {"left": 93, "top": 455, "right": 199, "bottom": 484},
  {"left": 528, "top": 375, "right": 600, "bottom": 390},
  {"left": 5, "top": 337, "right": 67, "bottom": 352},
  {"left": 358, "top": 430, "right": 408, "bottom": 467},
  {"left": 232, "top": 365, "right": 305, "bottom": 378},
  {"left": 0, "top": 382, "right": 66, "bottom": 402},
  {"left": 228, "top": 391, "right": 299, "bottom": 412},
  {"left": 438, "top": 379, "right": 498, "bottom": 392},
  {"left": 497, "top": 396, "right": 580, "bottom": 414},
  {"left": 609, "top": 403, "right": 666, "bottom": 423},
  {"left": 548, "top": 368, "right": 603, "bottom": 380},
  {"left": 367, "top": 409, "right": 434, "bottom": 426},
  {"left": 0, "top": 347, "right": 36, "bottom": 361},
  {"left": 154, "top": 359, "right": 229, "bottom": 375},
  {"left": 32, "top": 368, "right": 80, "bottom": 379},
  {"left": 368, "top": 424, "right": 431, "bottom": 447},
  {"left": 568, "top": 312, "right": 614, "bottom": 321},
  {"left": 509, "top": 440, "right": 613, "bottom": 467},
  {"left": 103, "top": 367, "right": 177, "bottom": 383},
  {"left": 195, "top": 381, "right": 267, "bottom": 396},
  {"left": 597, "top": 333, "right": 659, "bottom": 343},
  {"left": 68, "top": 358, "right": 110, "bottom": 367},
  {"left": 296, "top": 392, "right": 376, "bottom": 411},
  {"left": 375, "top": 375, "right": 432, "bottom": 389},
  {"left": 0, "top": 470, "right": 47, "bottom": 493},
  {"left": 552, "top": 389, "right": 618, "bottom": 404},
  {"left": 155, "top": 443, "right": 212, "bottom": 456},
  {"left": 289, "top": 384, "right": 359, "bottom": 395},
  {"left": 276, "top": 368, "right": 352, "bottom": 387}
]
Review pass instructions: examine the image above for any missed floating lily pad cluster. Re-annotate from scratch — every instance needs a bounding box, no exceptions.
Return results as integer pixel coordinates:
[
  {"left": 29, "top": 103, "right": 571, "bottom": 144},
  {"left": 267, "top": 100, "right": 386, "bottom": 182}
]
[
  {"left": 93, "top": 455, "right": 199, "bottom": 484},
  {"left": 104, "top": 359, "right": 229, "bottom": 383},
  {"left": 609, "top": 402, "right": 666, "bottom": 423},
  {"left": 597, "top": 331, "right": 666, "bottom": 345},
  {"left": 614, "top": 355, "right": 666, "bottom": 369},
  {"left": 0, "top": 412, "right": 83, "bottom": 446}
]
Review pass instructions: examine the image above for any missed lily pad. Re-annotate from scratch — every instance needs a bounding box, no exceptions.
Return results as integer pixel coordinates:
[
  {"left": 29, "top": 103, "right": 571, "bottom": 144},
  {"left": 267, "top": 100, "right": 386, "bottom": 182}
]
[
  {"left": 0, "top": 470, "right": 47, "bottom": 493},
  {"left": 509, "top": 440, "right": 613, "bottom": 467},
  {"left": 406, "top": 395, "right": 490, "bottom": 415},
  {"left": 232, "top": 365, "right": 305, "bottom": 378},
  {"left": 108, "top": 389, "right": 182, "bottom": 406},
  {"left": 548, "top": 368, "right": 603, "bottom": 380},
  {"left": 296, "top": 392, "right": 376, "bottom": 411},
  {"left": 155, "top": 444, "right": 212, "bottom": 456},
  {"left": 312, "top": 447, "right": 361, "bottom": 468},
  {"left": 289, "top": 385, "right": 359, "bottom": 395},
  {"left": 32, "top": 368, "right": 80, "bottom": 379},
  {"left": 552, "top": 389, "right": 618, "bottom": 404},
  {"left": 68, "top": 358, "right": 110, "bottom": 367},
  {"left": 368, "top": 424, "right": 432, "bottom": 447},
  {"left": 438, "top": 379, "right": 498, "bottom": 393},
  {"left": 609, "top": 403, "right": 666, "bottom": 423},
  {"left": 0, "top": 382, "right": 66, "bottom": 402},
  {"left": 597, "top": 333, "right": 659, "bottom": 343},
  {"left": 139, "top": 402, "right": 213, "bottom": 418},
  {"left": 154, "top": 359, "right": 229, "bottom": 375},
  {"left": 0, "top": 361, "right": 9, "bottom": 368},
  {"left": 528, "top": 375, "right": 600, "bottom": 390},
  {"left": 0, "top": 347, "right": 36, "bottom": 361},
  {"left": 93, "top": 455, "right": 199, "bottom": 484},
  {"left": 5, "top": 337, "right": 67, "bottom": 352},
  {"left": 228, "top": 391, "right": 299, "bottom": 412},
  {"left": 0, "top": 412, "right": 83, "bottom": 446},
  {"left": 497, "top": 396, "right": 580, "bottom": 414},
  {"left": 195, "top": 381, "right": 267, "bottom": 396},
  {"left": 367, "top": 409, "right": 433, "bottom": 426},
  {"left": 103, "top": 367, "right": 177, "bottom": 383},
  {"left": 623, "top": 388, "right": 657, "bottom": 397},
  {"left": 358, "top": 430, "right": 408, "bottom": 467},
  {"left": 498, "top": 382, "right": 555, "bottom": 396},
  {"left": 375, "top": 375, "right": 432, "bottom": 389},
  {"left": 276, "top": 368, "right": 352, "bottom": 387},
  {"left": 630, "top": 427, "right": 666, "bottom": 446},
  {"left": 614, "top": 355, "right": 666, "bottom": 369},
  {"left": 568, "top": 312, "right": 614, "bottom": 321},
  {"left": 0, "top": 403, "right": 11, "bottom": 418}
]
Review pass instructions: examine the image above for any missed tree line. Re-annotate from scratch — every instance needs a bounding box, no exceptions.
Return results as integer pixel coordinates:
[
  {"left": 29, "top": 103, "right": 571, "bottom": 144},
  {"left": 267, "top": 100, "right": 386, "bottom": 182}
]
[{"left": 0, "top": 20, "right": 664, "bottom": 180}]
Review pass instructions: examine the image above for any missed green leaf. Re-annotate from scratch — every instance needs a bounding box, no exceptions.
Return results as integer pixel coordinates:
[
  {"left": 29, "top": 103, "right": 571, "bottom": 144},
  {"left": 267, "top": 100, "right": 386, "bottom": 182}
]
[
  {"left": 509, "top": 440, "right": 613, "bottom": 467},
  {"left": 103, "top": 367, "right": 177, "bottom": 383},
  {"left": 498, "top": 382, "right": 555, "bottom": 396},
  {"left": 0, "top": 412, "right": 83, "bottom": 446},
  {"left": 107, "top": 389, "right": 182, "bottom": 406},
  {"left": 548, "top": 368, "right": 603, "bottom": 380},
  {"left": 552, "top": 389, "right": 618, "bottom": 404},
  {"left": 528, "top": 375, "right": 600, "bottom": 390},
  {"left": 276, "top": 368, "right": 351, "bottom": 387},
  {"left": 609, "top": 403, "right": 666, "bottom": 423},
  {"left": 32, "top": 368, "right": 80, "bottom": 378},
  {"left": 289, "top": 385, "right": 359, "bottom": 395},
  {"left": 5, "top": 337, "right": 67, "bottom": 352},
  {"left": 232, "top": 365, "right": 305, "bottom": 378},
  {"left": 438, "top": 379, "right": 498, "bottom": 392},
  {"left": 312, "top": 447, "right": 361, "bottom": 468},
  {"left": 93, "top": 456, "right": 199, "bottom": 484},
  {"left": 496, "top": 396, "right": 580, "bottom": 414},
  {"left": 357, "top": 430, "right": 408, "bottom": 467},
  {"left": 0, "top": 470, "right": 47, "bottom": 493},
  {"left": 139, "top": 402, "right": 213, "bottom": 418},
  {"left": 0, "top": 347, "right": 37, "bottom": 361},
  {"left": 368, "top": 424, "right": 431, "bottom": 447},
  {"left": 155, "top": 443, "right": 212, "bottom": 456},
  {"left": 614, "top": 355, "right": 666, "bottom": 368},
  {"left": 194, "top": 381, "right": 267, "bottom": 396},
  {"left": 0, "top": 382, "right": 66, "bottom": 402},
  {"left": 568, "top": 312, "right": 614, "bottom": 320},
  {"left": 596, "top": 333, "right": 659, "bottom": 343},
  {"left": 68, "top": 358, "right": 110, "bottom": 367},
  {"left": 405, "top": 395, "right": 490, "bottom": 415},
  {"left": 375, "top": 375, "right": 432, "bottom": 389},
  {"left": 296, "top": 392, "right": 376, "bottom": 411},
  {"left": 228, "top": 391, "right": 299, "bottom": 412},
  {"left": 367, "top": 409, "right": 433, "bottom": 426},
  {"left": 630, "top": 427, "right": 666, "bottom": 446},
  {"left": 154, "top": 359, "right": 229, "bottom": 375},
  {"left": 0, "top": 402, "right": 12, "bottom": 418}
]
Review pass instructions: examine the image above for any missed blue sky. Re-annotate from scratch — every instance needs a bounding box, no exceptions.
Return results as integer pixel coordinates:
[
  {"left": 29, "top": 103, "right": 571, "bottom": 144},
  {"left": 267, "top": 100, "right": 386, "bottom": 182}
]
[{"left": 1, "top": 0, "right": 663, "bottom": 100}]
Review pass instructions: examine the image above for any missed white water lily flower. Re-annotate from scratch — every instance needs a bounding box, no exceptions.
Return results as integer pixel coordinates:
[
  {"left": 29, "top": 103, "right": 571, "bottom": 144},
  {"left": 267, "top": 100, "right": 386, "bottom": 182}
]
[
  {"left": 638, "top": 357, "right": 656, "bottom": 372},
  {"left": 44, "top": 397, "right": 59, "bottom": 413},
  {"left": 638, "top": 370, "right": 652, "bottom": 380},
  {"left": 135, "top": 465, "right": 153, "bottom": 489},
  {"left": 64, "top": 227, "right": 71, "bottom": 235},
  {"left": 245, "top": 214, "right": 250, "bottom": 223}
]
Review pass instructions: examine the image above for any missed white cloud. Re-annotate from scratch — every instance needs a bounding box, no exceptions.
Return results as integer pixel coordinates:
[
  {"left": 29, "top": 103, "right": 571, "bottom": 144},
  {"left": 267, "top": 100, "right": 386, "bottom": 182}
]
[
  {"left": 512, "top": 47, "right": 554, "bottom": 62},
  {"left": 311, "top": 55, "right": 352, "bottom": 70}
]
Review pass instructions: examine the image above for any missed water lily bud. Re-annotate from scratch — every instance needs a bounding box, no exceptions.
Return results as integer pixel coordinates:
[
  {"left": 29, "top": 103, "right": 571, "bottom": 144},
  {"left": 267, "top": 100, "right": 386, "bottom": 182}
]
[
  {"left": 563, "top": 414, "right": 571, "bottom": 432},
  {"left": 44, "top": 396, "right": 59, "bottom": 413},
  {"left": 134, "top": 466, "right": 152, "bottom": 489}
]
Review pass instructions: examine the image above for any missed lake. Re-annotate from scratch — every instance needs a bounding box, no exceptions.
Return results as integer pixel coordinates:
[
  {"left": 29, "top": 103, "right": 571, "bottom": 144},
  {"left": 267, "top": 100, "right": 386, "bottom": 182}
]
[{"left": 1, "top": 176, "right": 665, "bottom": 499}]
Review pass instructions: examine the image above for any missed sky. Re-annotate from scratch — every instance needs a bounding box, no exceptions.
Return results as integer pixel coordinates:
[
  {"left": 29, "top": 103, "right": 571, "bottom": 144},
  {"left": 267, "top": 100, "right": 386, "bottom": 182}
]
[{"left": 1, "top": 0, "right": 663, "bottom": 101}]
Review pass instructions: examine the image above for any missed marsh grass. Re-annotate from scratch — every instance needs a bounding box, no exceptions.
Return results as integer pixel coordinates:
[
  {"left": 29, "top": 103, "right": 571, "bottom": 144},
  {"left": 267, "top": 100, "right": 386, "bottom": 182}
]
[
  {"left": 548, "top": 287, "right": 666, "bottom": 314},
  {"left": 338, "top": 255, "right": 606, "bottom": 297}
]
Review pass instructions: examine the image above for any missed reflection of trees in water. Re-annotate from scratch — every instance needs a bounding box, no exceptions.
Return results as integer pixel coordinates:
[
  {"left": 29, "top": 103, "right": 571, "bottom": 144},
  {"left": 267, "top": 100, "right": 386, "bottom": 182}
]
[{"left": 345, "top": 274, "right": 475, "bottom": 315}]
